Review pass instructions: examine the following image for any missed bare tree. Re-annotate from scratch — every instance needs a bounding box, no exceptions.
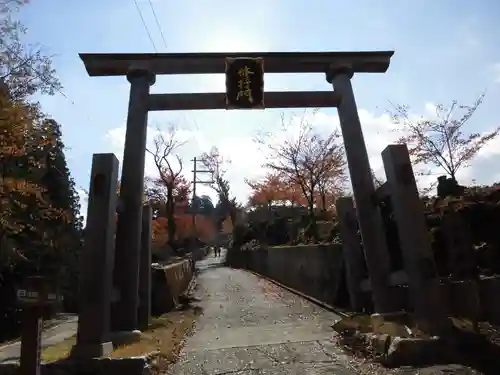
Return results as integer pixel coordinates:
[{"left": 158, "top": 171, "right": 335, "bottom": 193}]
[
  {"left": 0, "top": 0, "right": 62, "bottom": 99},
  {"left": 388, "top": 93, "right": 499, "bottom": 182},
  {"left": 317, "top": 156, "right": 348, "bottom": 212},
  {"left": 256, "top": 112, "right": 346, "bottom": 239},
  {"left": 146, "top": 127, "right": 185, "bottom": 244}
]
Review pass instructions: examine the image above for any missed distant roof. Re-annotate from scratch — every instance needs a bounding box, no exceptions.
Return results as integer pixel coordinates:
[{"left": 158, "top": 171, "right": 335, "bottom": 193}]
[{"left": 79, "top": 51, "right": 394, "bottom": 76}]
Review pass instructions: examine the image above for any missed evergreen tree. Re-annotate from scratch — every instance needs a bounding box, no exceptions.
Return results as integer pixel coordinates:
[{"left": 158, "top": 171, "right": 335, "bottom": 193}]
[{"left": 36, "top": 118, "right": 83, "bottom": 311}]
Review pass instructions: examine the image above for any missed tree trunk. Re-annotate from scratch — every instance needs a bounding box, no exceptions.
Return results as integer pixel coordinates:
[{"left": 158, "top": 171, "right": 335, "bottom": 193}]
[
  {"left": 321, "top": 191, "right": 326, "bottom": 211},
  {"left": 166, "top": 187, "right": 176, "bottom": 246},
  {"left": 307, "top": 200, "right": 318, "bottom": 242}
]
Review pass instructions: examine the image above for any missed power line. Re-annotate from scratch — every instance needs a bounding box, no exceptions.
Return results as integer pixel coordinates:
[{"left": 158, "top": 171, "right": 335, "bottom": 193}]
[
  {"left": 133, "top": 0, "right": 157, "bottom": 52},
  {"left": 147, "top": 0, "right": 168, "bottom": 50}
]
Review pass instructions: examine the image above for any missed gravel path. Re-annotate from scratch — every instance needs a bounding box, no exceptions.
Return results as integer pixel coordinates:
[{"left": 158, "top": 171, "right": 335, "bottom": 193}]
[{"left": 169, "top": 250, "right": 355, "bottom": 374}]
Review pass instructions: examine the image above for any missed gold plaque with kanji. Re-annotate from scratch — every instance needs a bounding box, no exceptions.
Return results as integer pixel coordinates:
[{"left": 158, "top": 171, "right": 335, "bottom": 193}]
[{"left": 225, "top": 57, "right": 264, "bottom": 109}]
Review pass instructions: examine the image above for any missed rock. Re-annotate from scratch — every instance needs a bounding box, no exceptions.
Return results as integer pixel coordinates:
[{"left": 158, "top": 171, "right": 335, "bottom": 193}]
[
  {"left": 384, "top": 336, "right": 449, "bottom": 367},
  {"left": 367, "top": 333, "right": 392, "bottom": 355}
]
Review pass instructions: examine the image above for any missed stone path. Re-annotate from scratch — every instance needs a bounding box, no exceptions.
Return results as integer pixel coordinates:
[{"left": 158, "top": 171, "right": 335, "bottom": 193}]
[
  {"left": 169, "top": 250, "right": 355, "bottom": 375},
  {"left": 0, "top": 314, "right": 78, "bottom": 364}
]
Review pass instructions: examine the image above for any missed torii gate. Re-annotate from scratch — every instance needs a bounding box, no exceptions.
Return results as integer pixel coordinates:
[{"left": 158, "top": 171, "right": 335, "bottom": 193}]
[{"left": 78, "top": 50, "right": 395, "bottom": 332}]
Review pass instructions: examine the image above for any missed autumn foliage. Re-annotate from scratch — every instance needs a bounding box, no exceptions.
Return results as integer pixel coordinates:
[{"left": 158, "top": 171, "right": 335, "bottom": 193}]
[
  {"left": 246, "top": 173, "right": 306, "bottom": 208},
  {"left": 221, "top": 216, "right": 233, "bottom": 234},
  {"left": 255, "top": 113, "right": 346, "bottom": 227},
  {"left": 0, "top": 87, "right": 70, "bottom": 263},
  {"left": 0, "top": 86, "right": 84, "bottom": 341},
  {"left": 150, "top": 210, "right": 218, "bottom": 247}
]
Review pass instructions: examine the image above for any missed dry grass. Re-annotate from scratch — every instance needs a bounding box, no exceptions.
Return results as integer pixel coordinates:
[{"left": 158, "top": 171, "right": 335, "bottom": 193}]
[
  {"left": 40, "top": 305, "right": 202, "bottom": 373},
  {"left": 41, "top": 336, "right": 76, "bottom": 363},
  {"left": 109, "top": 306, "right": 202, "bottom": 362}
]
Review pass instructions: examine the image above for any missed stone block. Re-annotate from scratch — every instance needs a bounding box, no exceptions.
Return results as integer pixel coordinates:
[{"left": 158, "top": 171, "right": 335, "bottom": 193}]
[
  {"left": 70, "top": 341, "right": 113, "bottom": 360},
  {"left": 108, "top": 330, "right": 142, "bottom": 347},
  {"left": 151, "top": 260, "right": 193, "bottom": 316}
]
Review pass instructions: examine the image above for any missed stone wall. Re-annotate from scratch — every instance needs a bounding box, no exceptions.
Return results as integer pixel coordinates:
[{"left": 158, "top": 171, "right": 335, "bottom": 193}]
[
  {"left": 242, "top": 244, "right": 344, "bottom": 307},
  {"left": 151, "top": 259, "right": 194, "bottom": 315},
  {"left": 240, "top": 244, "right": 500, "bottom": 325}
]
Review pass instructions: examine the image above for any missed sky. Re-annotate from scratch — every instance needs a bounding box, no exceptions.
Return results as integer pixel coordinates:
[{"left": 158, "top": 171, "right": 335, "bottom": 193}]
[{"left": 16, "top": 0, "right": 500, "bottom": 219}]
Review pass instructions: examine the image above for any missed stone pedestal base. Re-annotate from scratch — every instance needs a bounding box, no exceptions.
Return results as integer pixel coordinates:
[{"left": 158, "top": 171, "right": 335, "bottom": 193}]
[
  {"left": 108, "top": 330, "right": 142, "bottom": 346},
  {"left": 70, "top": 341, "right": 113, "bottom": 359}
]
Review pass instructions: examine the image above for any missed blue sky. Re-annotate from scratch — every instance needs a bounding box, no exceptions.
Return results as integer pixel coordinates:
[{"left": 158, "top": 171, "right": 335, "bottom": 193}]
[{"left": 17, "top": 0, "right": 500, "bottom": 216}]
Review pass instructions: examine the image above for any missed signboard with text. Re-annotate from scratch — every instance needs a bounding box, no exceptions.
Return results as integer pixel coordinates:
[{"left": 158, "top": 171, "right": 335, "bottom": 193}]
[
  {"left": 225, "top": 57, "right": 264, "bottom": 109},
  {"left": 16, "top": 276, "right": 61, "bottom": 308}
]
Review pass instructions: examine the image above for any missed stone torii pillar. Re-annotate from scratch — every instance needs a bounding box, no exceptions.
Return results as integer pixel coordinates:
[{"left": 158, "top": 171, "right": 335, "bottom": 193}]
[
  {"left": 112, "top": 66, "right": 156, "bottom": 332},
  {"left": 326, "top": 65, "right": 394, "bottom": 313}
]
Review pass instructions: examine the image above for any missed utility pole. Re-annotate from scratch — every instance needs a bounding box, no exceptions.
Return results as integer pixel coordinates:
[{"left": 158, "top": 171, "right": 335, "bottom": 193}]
[{"left": 191, "top": 157, "right": 214, "bottom": 238}]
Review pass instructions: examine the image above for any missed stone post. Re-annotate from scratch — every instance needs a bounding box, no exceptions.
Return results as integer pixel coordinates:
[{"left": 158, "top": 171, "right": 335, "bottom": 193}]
[
  {"left": 19, "top": 309, "right": 42, "bottom": 375},
  {"left": 382, "top": 144, "right": 449, "bottom": 334},
  {"left": 73, "top": 153, "right": 118, "bottom": 357},
  {"left": 113, "top": 66, "right": 155, "bottom": 331},
  {"left": 336, "top": 197, "right": 366, "bottom": 312},
  {"left": 138, "top": 205, "right": 152, "bottom": 331},
  {"left": 326, "top": 66, "right": 393, "bottom": 313}
]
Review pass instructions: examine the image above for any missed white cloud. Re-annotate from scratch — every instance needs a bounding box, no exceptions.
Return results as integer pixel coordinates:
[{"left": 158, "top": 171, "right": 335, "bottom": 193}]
[
  {"left": 103, "top": 109, "right": 403, "bottom": 203},
  {"left": 104, "top": 106, "right": 500, "bottom": 206},
  {"left": 473, "top": 129, "right": 500, "bottom": 159},
  {"left": 110, "top": 128, "right": 273, "bottom": 200},
  {"left": 77, "top": 189, "right": 88, "bottom": 225},
  {"left": 105, "top": 125, "right": 201, "bottom": 178},
  {"left": 492, "top": 63, "right": 500, "bottom": 84},
  {"left": 424, "top": 102, "right": 437, "bottom": 117}
]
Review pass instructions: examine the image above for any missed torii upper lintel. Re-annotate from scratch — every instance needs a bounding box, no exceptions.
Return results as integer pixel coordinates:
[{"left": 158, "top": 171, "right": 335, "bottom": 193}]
[{"left": 79, "top": 51, "right": 394, "bottom": 76}]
